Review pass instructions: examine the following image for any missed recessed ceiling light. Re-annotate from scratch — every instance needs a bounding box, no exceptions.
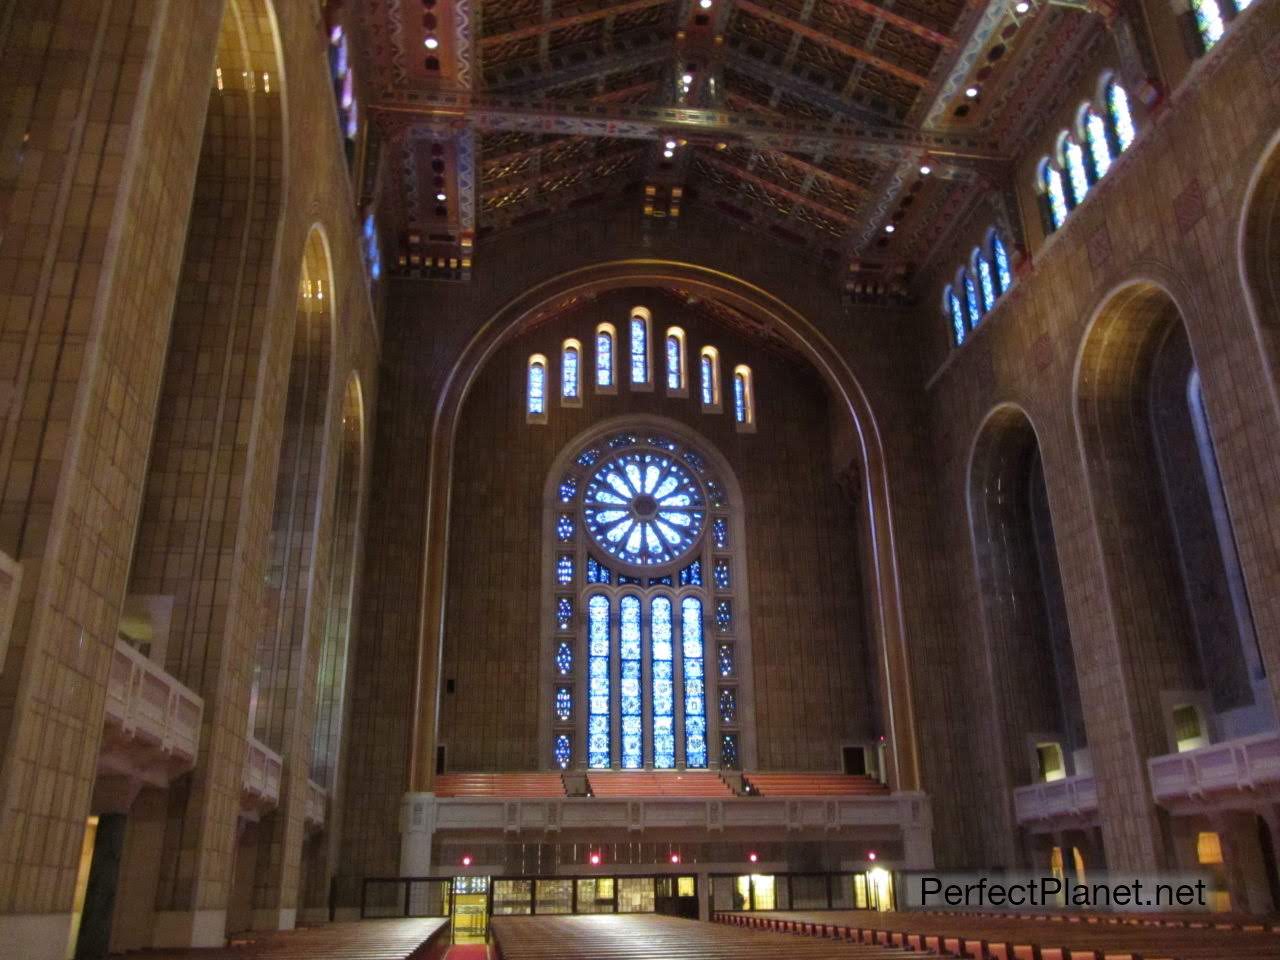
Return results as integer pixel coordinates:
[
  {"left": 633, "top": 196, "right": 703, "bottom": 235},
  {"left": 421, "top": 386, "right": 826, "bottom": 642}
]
[
  {"left": 681, "top": 73, "right": 694, "bottom": 85},
  {"left": 1014, "top": 1, "right": 1030, "bottom": 12},
  {"left": 884, "top": 223, "right": 896, "bottom": 233},
  {"left": 700, "top": 0, "right": 713, "bottom": 8},
  {"left": 665, "top": 139, "right": 677, "bottom": 149},
  {"left": 919, "top": 164, "right": 932, "bottom": 175},
  {"left": 436, "top": 191, "right": 447, "bottom": 201},
  {"left": 424, "top": 35, "right": 439, "bottom": 49},
  {"left": 965, "top": 85, "right": 980, "bottom": 98},
  {"left": 663, "top": 149, "right": 675, "bottom": 158}
]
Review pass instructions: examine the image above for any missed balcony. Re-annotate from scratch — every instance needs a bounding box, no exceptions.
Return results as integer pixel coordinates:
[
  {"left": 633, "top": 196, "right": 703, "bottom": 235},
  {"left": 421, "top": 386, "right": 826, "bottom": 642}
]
[
  {"left": 242, "top": 735, "right": 283, "bottom": 819},
  {"left": 1012, "top": 774, "right": 1098, "bottom": 831},
  {"left": 1148, "top": 730, "right": 1280, "bottom": 815},
  {"left": 98, "top": 639, "right": 203, "bottom": 790},
  {"left": 305, "top": 779, "right": 328, "bottom": 832}
]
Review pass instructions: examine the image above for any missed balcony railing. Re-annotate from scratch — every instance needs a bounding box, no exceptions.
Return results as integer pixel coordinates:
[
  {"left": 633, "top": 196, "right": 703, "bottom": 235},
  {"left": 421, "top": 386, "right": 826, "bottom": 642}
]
[
  {"left": 99, "top": 639, "right": 203, "bottom": 786},
  {"left": 305, "top": 779, "right": 328, "bottom": 831},
  {"left": 242, "top": 735, "right": 283, "bottom": 818},
  {"left": 1011, "top": 774, "right": 1098, "bottom": 829},
  {"left": 1148, "top": 730, "right": 1280, "bottom": 814}
]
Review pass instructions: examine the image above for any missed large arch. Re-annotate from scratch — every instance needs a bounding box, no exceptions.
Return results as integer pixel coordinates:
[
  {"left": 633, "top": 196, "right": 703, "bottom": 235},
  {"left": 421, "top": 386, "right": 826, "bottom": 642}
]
[
  {"left": 1240, "top": 128, "right": 1280, "bottom": 419},
  {"left": 409, "top": 260, "right": 920, "bottom": 799}
]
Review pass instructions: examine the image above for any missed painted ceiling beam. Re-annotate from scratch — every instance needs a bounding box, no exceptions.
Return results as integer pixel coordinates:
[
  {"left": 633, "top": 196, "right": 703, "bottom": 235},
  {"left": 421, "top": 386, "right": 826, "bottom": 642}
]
[
  {"left": 482, "top": 146, "right": 646, "bottom": 197},
  {"left": 733, "top": 0, "right": 929, "bottom": 87},
  {"left": 371, "top": 91, "right": 1004, "bottom": 166},
  {"left": 480, "top": 0, "right": 673, "bottom": 48},
  {"left": 698, "top": 152, "right": 858, "bottom": 226},
  {"left": 824, "top": 0, "right": 957, "bottom": 49}
]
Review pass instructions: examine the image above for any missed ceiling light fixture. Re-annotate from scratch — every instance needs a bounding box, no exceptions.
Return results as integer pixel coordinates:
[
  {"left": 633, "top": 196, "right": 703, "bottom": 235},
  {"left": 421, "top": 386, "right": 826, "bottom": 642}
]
[
  {"left": 965, "top": 85, "right": 980, "bottom": 98},
  {"left": 436, "top": 192, "right": 447, "bottom": 201},
  {"left": 884, "top": 224, "right": 896, "bottom": 233},
  {"left": 1014, "top": 1, "right": 1030, "bottom": 12},
  {"left": 663, "top": 149, "right": 675, "bottom": 159},
  {"left": 919, "top": 164, "right": 932, "bottom": 175},
  {"left": 665, "top": 140, "right": 677, "bottom": 150},
  {"left": 424, "top": 35, "right": 439, "bottom": 49},
  {"left": 700, "top": 0, "right": 714, "bottom": 8}
]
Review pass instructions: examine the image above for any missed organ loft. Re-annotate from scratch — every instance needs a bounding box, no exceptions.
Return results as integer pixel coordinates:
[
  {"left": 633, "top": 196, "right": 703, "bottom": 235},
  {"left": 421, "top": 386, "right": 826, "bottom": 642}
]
[{"left": 2, "top": 0, "right": 1280, "bottom": 957}]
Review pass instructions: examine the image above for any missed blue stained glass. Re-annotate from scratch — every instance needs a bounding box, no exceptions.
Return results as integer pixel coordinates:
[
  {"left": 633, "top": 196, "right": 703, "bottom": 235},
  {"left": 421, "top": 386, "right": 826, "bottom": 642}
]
[
  {"left": 978, "top": 259, "right": 996, "bottom": 312},
  {"left": 1085, "top": 109, "right": 1112, "bottom": 180},
  {"left": 705, "top": 480, "right": 726, "bottom": 507},
  {"left": 992, "top": 236, "right": 1012, "bottom": 293},
  {"left": 681, "top": 597, "right": 707, "bottom": 768},
  {"left": 596, "top": 331, "right": 614, "bottom": 387},
  {"left": 555, "top": 686, "right": 572, "bottom": 721},
  {"left": 587, "top": 595, "right": 611, "bottom": 768},
  {"left": 718, "top": 643, "right": 735, "bottom": 678},
  {"left": 556, "top": 513, "right": 574, "bottom": 542},
  {"left": 700, "top": 355, "right": 715, "bottom": 406},
  {"left": 652, "top": 597, "right": 675, "bottom": 768},
  {"left": 563, "top": 346, "right": 579, "bottom": 399},
  {"left": 528, "top": 362, "right": 546, "bottom": 415},
  {"left": 1191, "top": 0, "right": 1224, "bottom": 48},
  {"left": 719, "top": 688, "right": 737, "bottom": 724},
  {"left": 716, "top": 600, "right": 731, "bottom": 632},
  {"left": 733, "top": 374, "right": 747, "bottom": 424},
  {"left": 721, "top": 734, "right": 740, "bottom": 769},
  {"left": 1063, "top": 139, "right": 1089, "bottom": 207},
  {"left": 679, "top": 559, "right": 703, "bottom": 586},
  {"left": 577, "top": 448, "right": 601, "bottom": 467},
  {"left": 556, "top": 641, "right": 573, "bottom": 675},
  {"left": 559, "top": 475, "right": 578, "bottom": 503},
  {"left": 1106, "top": 81, "right": 1135, "bottom": 153},
  {"left": 712, "top": 517, "right": 729, "bottom": 549},
  {"left": 618, "top": 574, "right": 642, "bottom": 585},
  {"left": 964, "top": 273, "right": 982, "bottom": 328},
  {"left": 1045, "top": 165, "right": 1068, "bottom": 230},
  {"left": 557, "top": 597, "right": 573, "bottom": 632},
  {"left": 630, "top": 316, "right": 649, "bottom": 384},
  {"left": 362, "top": 213, "right": 381, "bottom": 283},
  {"left": 648, "top": 575, "right": 673, "bottom": 586},
  {"left": 666, "top": 336, "right": 681, "bottom": 390},
  {"left": 608, "top": 433, "right": 638, "bottom": 449},
  {"left": 586, "top": 556, "right": 613, "bottom": 584},
  {"left": 713, "top": 559, "right": 731, "bottom": 590},
  {"left": 554, "top": 734, "right": 571, "bottom": 769},
  {"left": 556, "top": 555, "right": 574, "bottom": 585},
  {"left": 582, "top": 450, "right": 706, "bottom": 567},
  {"left": 949, "top": 288, "right": 966, "bottom": 346},
  {"left": 620, "top": 595, "right": 643, "bottom": 769}
]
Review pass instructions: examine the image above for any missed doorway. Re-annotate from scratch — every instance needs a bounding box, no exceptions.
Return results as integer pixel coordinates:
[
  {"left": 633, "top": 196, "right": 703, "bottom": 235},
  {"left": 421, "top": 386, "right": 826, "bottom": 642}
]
[{"left": 451, "top": 877, "right": 489, "bottom": 943}]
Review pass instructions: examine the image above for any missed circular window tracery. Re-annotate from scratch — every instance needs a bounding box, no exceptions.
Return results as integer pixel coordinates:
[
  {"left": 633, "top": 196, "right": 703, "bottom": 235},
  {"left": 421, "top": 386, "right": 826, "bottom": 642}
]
[{"left": 582, "top": 446, "right": 706, "bottom": 567}]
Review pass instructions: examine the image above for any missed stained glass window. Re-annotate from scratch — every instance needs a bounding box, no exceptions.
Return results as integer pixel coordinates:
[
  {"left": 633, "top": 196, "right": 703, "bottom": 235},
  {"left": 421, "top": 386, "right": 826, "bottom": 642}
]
[
  {"left": 576, "top": 448, "right": 601, "bottom": 467},
  {"left": 557, "top": 597, "right": 573, "bottom": 631},
  {"left": 1191, "top": 0, "right": 1225, "bottom": 48},
  {"left": 586, "top": 555, "right": 612, "bottom": 584},
  {"left": 648, "top": 575, "right": 673, "bottom": 587},
  {"left": 617, "top": 573, "right": 641, "bottom": 586},
  {"left": 1044, "top": 163, "right": 1068, "bottom": 231},
  {"left": 713, "top": 559, "right": 731, "bottom": 591},
  {"left": 555, "top": 686, "right": 573, "bottom": 722},
  {"left": 721, "top": 734, "right": 740, "bottom": 769},
  {"left": 328, "top": 23, "right": 359, "bottom": 148},
  {"left": 992, "top": 234, "right": 1012, "bottom": 293},
  {"left": 362, "top": 213, "right": 381, "bottom": 283},
  {"left": 712, "top": 518, "right": 729, "bottom": 550},
  {"left": 733, "top": 374, "right": 747, "bottom": 423},
  {"left": 679, "top": 559, "right": 703, "bottom": 586},
  {"left": 554, "top": 734, "right": 571, "bottom": 769},
  {"left": 587, "top": 595, "right": 611, "bottom": 769},
  {"left": 666, "top": 334, "right": 682, "bottom": 391},
  {"left": 948, "top": 287, "right": 966, "bottom": 346},
  {"left": 556, "top": 555, "right": 574, "bottom": 585},
  {"left": 719, "top": 688, "right": 737, "bottom": 724},
  {"left": 682, "top": 597, "right": 707, "bottom": 768},
  {"left": 557, "top": 514, "right": 574, "bottom": 542},
  {"left": 563, "top": 344, "right": 580, "bottom": 400},
  {"left": 556, "top": 641, "right": 573, "bottom": 675},
  {"left": 1106, "top": 81, "right": 1135, "bottom": 153},
  {"left": 978, "top": 258, "right": 996, "bottom": 312},
  {"left": 620, "top": 596, "right": 643, "bottom": 769},
  {"left": 630, "top": 315, "right": 649, "bottom": 384},
  {"left": 651, "top": 596, "right": 675, "bottom": 769},
  {"left": 528, "top": 359, "right": 546, "bottom": 417},
  {"left": 1084, "top": 108, "right": 1112, "bottom": 180},
  {"left": 596, "top": 328, "right": 614, "bottom": 387},
  {"left": 716, "top": 600, "right": 732, "bottom": 632},
  {"left": 700, "top": 351, "right": 718, "bottom": 407},
  {"left": 965, "top": 272, "right": 982, "bottom": 328},
  {"left": 582, "top": 451, "right": 706, "bottom": 567},
  {"left": 1063, "top": 138, "right": 1089, "bottom": 207},
  {"left": 718, "top": 643, "right": 735, "bottom": 678}
]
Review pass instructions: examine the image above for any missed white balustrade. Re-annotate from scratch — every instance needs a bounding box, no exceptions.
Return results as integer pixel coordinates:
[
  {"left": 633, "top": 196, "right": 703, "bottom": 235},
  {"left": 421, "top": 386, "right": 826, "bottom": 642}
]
[
  {"left": 1012, "top": 774, "right": 1098, "bottom": 829},
  {"left": 1148, "top": 730, "right": 1280, "bottom": 814}
]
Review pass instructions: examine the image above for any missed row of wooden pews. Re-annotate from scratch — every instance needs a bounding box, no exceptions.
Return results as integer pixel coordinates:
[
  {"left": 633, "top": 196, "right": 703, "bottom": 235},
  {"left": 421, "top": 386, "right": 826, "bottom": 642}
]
[
  {"left": 491, "top": 913, "right": 908, "bottom": 959},
  {"left": 133, "top": 918, "right": 450, "bottom": 960},
  {"left": 434, "top": 773, "right": 568, "bottom": 798},
  {"left": 742, "top": 773, "right": 889, "bottom": 796},
  {"left": 587, "top": 771, "right": 733, "bottom": 798},
  {"left": 720, "top": 909, "right": 1280, "bottom": 959}
]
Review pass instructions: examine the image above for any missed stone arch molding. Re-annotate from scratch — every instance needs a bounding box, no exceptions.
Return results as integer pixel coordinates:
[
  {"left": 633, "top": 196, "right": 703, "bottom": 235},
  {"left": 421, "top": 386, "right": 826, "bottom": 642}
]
[{"left": 409, "top": 259, "right": 922, "bottom": 795}]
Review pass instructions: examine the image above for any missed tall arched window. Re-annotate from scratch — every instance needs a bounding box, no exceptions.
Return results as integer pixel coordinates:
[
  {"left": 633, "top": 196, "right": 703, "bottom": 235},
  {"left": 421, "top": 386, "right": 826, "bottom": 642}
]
[
  {"left": 362, "top": 211, "right": 381, "bottom": 283},
  {"left": 991, "top": 232, "right": 1013, "bottom": 294},
  {"left": 544, "top": 428, "right": 752, "bottom": 771},
  {"left": 1082, "top": 106, "right": 1112, "bottom": 180},
  {"left": 562, "top": 339, "right": 582, "bottom": 405},
  {"left": 976, "top": 250, "right": 996, "bottom": 312},
  {"left": 1039, "top": 159, "right": 1069, "bottom": 232},
  {"left": 665, "top": 327, "right": 687, "bottom": 395},
  {"left": 326, "top": 18, "right": 358, "bottom": 159},
  {"left": 700, "top": 347, "right": 721, "bottom": 412},
  {"left": 1061, "top": 135, "right": 1090, "bottom": 207},
  {"left": 596, "top": 323, "right": 617, "bottom": 391},
  {"left": 1192, "top": 0, "right": 1226, "bottom": 48},
  {"left": 964, "top": 269, "right": 983, "bottom": 329},
  {"left": 1105, "top": 79, "right": 1136, "bottom": 153},
  {"left": 630, "top": 307, "right": 652, "bottom": 387},
  {"left": 732, "top": 365, "right": 756, "bottom": 432},
  {"left": 527, "top": 354, "right": 548, "bottom": 423},
  {"left": 946, "top": 285, "right": 966, "bottom": 346}
]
